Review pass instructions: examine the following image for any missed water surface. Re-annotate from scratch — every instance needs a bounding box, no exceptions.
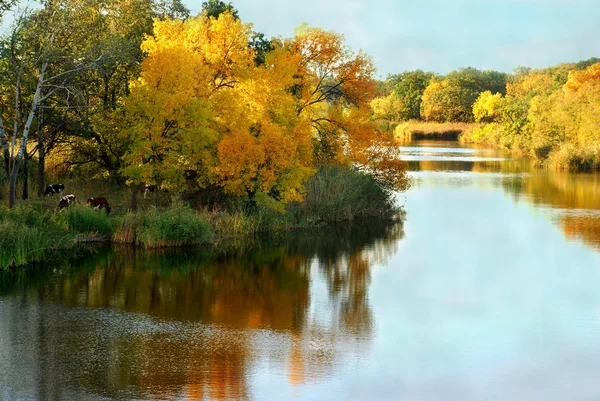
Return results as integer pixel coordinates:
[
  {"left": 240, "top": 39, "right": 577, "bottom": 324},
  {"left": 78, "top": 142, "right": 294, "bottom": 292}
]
[{"left": 2, "top": 140, "right": 600, "bottom": 400}]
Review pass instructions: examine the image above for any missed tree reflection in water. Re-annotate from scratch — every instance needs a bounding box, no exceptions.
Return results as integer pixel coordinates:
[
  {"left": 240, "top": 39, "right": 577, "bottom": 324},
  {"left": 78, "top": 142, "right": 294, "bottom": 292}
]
[{"left": 0, "top": 220, "right": 403, "bottom": 401}]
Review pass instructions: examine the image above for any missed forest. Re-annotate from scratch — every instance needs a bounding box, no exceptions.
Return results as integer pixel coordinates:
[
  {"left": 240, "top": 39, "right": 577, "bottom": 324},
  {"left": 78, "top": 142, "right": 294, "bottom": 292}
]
[{"left": 372, "top": 59, "right": 600, "bottom": 170}]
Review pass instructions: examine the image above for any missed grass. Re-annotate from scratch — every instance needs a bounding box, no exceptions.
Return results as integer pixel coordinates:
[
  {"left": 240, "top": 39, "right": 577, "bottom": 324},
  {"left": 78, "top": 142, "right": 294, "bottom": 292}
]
[
  {"left": 0, "top": 206, "right": 73, "bottom": 268},
  {"left": 133, "top": 205, "right": 213, "bottom": 248},
  {"left": 287, "top": 165, "right": 403, "bottom": 225},
  {"left": 0, "top": 165, "right": 406, "bottom": 269},
  {"left": 395, "top": 120, "right": 480, "bottom": 140},
  {"left": 56, "top": 205, "right": 113, "bottom": 241},
  {"left": 545, "top": 143, "right": 600, "bottom": 171}
]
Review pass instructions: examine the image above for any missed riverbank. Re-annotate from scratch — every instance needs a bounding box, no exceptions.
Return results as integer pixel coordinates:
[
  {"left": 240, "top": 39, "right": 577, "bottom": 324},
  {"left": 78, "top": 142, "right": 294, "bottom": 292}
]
[
  {"left": 394, "top": 121, "right": 480, "bottom": 141},
  {"left": 0, "top": 166, "right": 406, "bottom": 270},
  {"left": 460, "top": 124, "right": 600, "bottom": 172}
]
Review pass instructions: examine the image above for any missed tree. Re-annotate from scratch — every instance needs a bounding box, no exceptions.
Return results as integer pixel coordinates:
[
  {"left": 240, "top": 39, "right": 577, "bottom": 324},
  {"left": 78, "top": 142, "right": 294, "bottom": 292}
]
[
  {"left": 286, "top": 24, "right": 409, "bottom": 191},
  {"left": 249, "top": 31, "right": 273, "bottom": 66},
  {"left": 370, "top": 93, "right": 406, "bottom": 131},
  {"left": 473, "top": 91, "right": 503, "bottom": 123},
  {"left": 121, "top": 17, "right": 410, "bottom": 210},
  {"left": 564, "top": 62, "right": 600, "bottom": 92},
  {"left": 58, "top": 0, "right": 190, "bottom": 184},
  {"left": 386, "top": 70, "right": 435, "bottom": 120},
  {"left": 0, "top": 4, "right": 104, "bottom": 206},
  {"left": 283, "top": 25, "right": 409, "bottom": 191},
  {"left": 0, "top": 0, "right": 17, "bottom": 21},
  {"left": 421, "top": 78, "right": 473, "bottom": 122},
  {"left": 199, "top": 0, "right": 272, "bottom": 66},
  {"left": 121, "top": 12, "right": 315, "bottom": 209},
  {"left": 420, "top": 68, "right": 507, "bottom": 122},
  {"left": 201, "top": 0, "right": 238, "bottom": 19}
]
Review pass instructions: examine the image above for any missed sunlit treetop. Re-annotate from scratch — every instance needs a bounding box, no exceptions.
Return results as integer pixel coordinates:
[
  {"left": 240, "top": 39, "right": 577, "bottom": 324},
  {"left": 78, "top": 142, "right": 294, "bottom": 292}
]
[{"left": 564, "top": 62, "right": 600, "bottom": 93}]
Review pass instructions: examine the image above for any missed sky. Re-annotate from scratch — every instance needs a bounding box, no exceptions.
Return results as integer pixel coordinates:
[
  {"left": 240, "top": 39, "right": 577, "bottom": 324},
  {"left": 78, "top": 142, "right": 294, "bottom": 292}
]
[{"left": 183, "top": 0, "right": 600, "bottom": 78}]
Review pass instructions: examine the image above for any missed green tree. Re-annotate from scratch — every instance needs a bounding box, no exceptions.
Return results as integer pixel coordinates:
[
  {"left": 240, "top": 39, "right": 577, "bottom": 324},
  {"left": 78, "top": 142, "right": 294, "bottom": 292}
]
[
  {"left": 421, "top": 68, "right": 507, "bottom": 122},
  {"left": 201, "top": 0, "right": 238, "bottom": 19},
  {"left": 62, "top": 0, "right": 189, "bottom": 183},
  {"left": 386, "top": 70, "right": 435, "bottom": 120},
  {"left": 0, "top": 3, "right": 105, "bottom": 206}
]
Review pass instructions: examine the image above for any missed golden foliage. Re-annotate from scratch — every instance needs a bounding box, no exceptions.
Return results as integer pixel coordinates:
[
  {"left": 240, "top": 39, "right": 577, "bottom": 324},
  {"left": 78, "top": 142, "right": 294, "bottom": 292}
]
[
  {"left": 564, "top": 63, "right": 600, "bottom": 93},
  {"left": 473, "top": 91, "right": 503, "bottom": 122},
  {"left": 121, "top": 13, "right": 318, "bottom": 207},
  {"left": 120, "top": 16, "right": 409, "bottom": 209}
]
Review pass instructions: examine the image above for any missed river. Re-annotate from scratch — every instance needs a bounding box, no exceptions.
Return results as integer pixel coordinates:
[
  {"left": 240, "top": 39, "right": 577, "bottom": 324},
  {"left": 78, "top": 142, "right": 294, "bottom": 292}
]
[{"left": 2, "top": 140, "right": 600, "bottom": 401}]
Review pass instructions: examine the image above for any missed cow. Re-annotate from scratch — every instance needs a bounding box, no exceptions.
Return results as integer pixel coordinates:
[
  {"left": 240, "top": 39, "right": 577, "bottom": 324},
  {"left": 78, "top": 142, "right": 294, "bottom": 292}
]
[
  {"left": 86, "top": 197, "right": 111, "bottom": 215},
  {"left": 144, "top": 184, "right": 156, "bottom": 199},
  {"left": 61, "top": 194, "right": 76, "bottom": 203},
  {"left": 56, "top": 194, "right": 76, "bottom": 211},
  {"left": 44, "top": 183, "right": 65, "bottom": 197},
  {"left": 57, "top": 199, "right": 70, "bottom": 210}
]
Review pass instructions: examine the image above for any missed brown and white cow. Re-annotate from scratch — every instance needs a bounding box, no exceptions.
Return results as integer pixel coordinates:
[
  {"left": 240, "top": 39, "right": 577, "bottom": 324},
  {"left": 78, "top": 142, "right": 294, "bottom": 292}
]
[
  {"left": 56, "top": 194, "right": 75, "bottom": 211},
  {"left": 86, "top": 197, "right": 112, "bottom": 215}
]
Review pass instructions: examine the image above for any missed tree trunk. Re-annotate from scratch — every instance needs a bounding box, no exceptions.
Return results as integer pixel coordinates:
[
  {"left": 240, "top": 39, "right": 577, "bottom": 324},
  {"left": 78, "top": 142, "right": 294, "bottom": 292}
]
[
  {"left": 37, "top": 110, "right": 45, "bottom": 197},
  {"left": 9, "top": 62, "right": 46, "bottom": 207},
  {"left": 22, "top": 152, "right": 28, "bottom": 200},
  {"left": 0, "top": 116, "right": 9, "bottom": 177},
  {"left": 131, "top": 184, "right": 143, "bottom": 211},
  {"left": 8, "top": 158, "right": 21, "bottom": 207}
]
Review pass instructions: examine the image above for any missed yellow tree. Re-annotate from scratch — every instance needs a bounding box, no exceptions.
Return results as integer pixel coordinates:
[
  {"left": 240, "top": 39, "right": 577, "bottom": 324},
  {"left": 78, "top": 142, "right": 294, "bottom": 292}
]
[
  {"left": 121, "top": 12, "right": 315, "bottom": 207},
  {"left": 371, "top": 94, "right": 406, "bottom": 131},
  {"left": 564, "top": 63, "right": 600, "bottom": 92},
  {"left": 560, "top": 62, "right": 600, "bottom": 146},
  {"left": 472, "top": 91, "right": 503, "bottom": 122}
]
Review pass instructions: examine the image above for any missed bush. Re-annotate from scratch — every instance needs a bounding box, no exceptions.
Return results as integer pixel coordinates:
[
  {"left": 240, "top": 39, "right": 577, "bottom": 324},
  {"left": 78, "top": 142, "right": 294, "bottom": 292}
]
[
  {"left": 0, "top": 206, "right": 72, "bottom": 269},
  {"left": 546, "top": 143, "right": 600, "bottom": 171},
  {"left": 286, "top": 165, "right": 403, "bottom": 226},
  {"left": 460, "top": 122, "right": 503, "bottom": 146},
  {"left": 55, "top": 205, "right": 113, "bottom": 240},
  {"left": 135, "top": 205, "right": 214, "bottom": 248}
]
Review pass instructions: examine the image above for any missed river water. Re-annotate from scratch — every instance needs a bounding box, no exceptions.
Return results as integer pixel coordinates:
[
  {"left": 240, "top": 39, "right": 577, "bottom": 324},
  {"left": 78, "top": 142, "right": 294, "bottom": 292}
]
[{"left": 2, "top": 140, "right": 600, "bottom": 401}]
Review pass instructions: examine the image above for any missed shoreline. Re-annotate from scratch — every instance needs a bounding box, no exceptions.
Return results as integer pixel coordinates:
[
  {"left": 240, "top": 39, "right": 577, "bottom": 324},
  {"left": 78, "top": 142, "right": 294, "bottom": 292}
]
[
  {"left": 0, "top": 210, "right": 406, "bottom": 271},
  {"left": 1, "top": 165, "right": 407, "bottom": 270}
]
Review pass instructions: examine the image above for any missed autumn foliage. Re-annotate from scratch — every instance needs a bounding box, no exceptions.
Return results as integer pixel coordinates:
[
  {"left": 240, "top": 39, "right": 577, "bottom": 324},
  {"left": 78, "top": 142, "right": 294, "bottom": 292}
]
[
  {"left": 120, "top": 13, "right": 409, "bottom": 209},
  {"left": 462, "top": 60, "right": 600, "bottom": 170}
]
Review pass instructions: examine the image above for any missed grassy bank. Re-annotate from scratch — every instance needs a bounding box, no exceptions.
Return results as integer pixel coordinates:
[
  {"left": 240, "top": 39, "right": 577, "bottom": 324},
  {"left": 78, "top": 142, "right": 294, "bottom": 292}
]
[
  {"left": 460, "top": 124, "right": 600, "bottom": 171},
  {"left": 394, "top": 121, "right": 480, "bottom": 140},
  {"left": 0, "top": 166, "right": 405, "bottom": 269},
  {"left": 0, "top": 206, "right": 114, "bottom": 268}
]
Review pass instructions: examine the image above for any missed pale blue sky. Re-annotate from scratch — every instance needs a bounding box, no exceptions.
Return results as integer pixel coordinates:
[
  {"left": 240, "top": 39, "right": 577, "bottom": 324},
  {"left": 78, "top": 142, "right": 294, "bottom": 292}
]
[{"left": 184, "top": 0, "right": 600, "bottom": 77}]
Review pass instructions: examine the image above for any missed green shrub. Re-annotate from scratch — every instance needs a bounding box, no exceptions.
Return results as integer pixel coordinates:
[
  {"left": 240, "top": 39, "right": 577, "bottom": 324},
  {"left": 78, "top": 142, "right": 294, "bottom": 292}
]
[
  {"left": 286, "top": 165, "right": 403, "bottom": 226},
  {"left": 0, "top": 206, "right": 73, "bottom": 269},
  {"left": 55, "top": 205, "right": 113, "bottom": 239},
  {"left": 460, "top": 122, "right": 503, "bottom": 146},
  {"left": 136, "top": 205, "right": 214, "bottom": 248}
]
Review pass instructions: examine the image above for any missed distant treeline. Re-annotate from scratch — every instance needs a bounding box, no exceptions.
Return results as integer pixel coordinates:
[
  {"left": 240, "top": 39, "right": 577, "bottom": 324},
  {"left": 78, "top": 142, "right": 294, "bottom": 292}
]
[{"left": 373, "top": 58, "right": 600, "bottom": 170}]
